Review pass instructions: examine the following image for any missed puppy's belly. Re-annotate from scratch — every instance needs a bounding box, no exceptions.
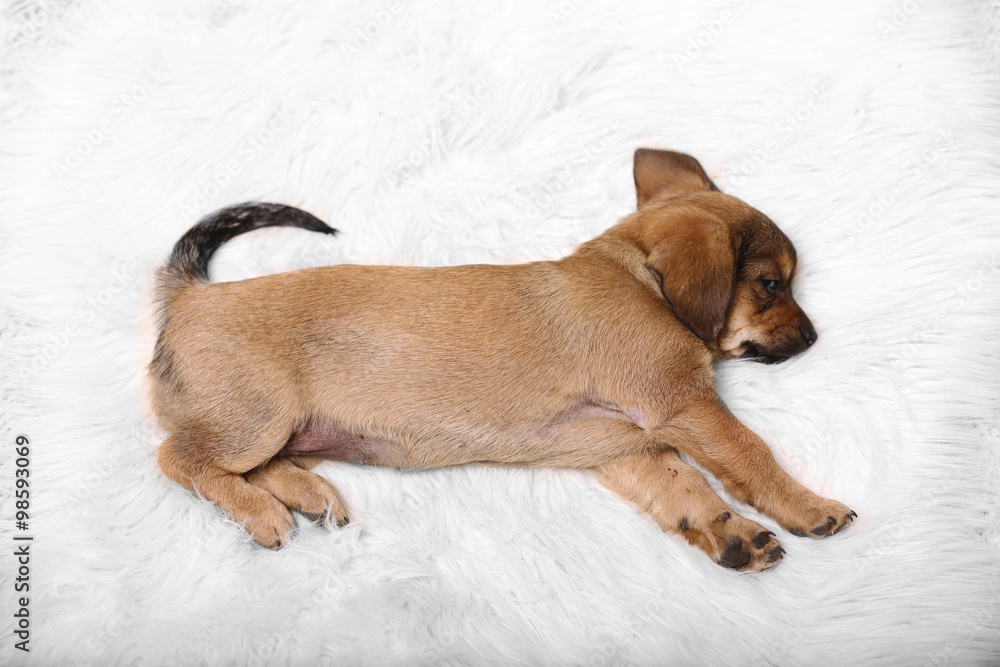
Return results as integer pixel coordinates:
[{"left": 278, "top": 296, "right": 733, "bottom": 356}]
[
  {"left": 279, "top": 402, "right": 649, "bottom": 470},
  {"left": 280, "top": 421, "right": 405, "bottom": 466}
]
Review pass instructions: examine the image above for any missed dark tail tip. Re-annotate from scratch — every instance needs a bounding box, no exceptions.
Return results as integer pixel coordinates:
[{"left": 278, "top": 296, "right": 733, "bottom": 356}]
[{"left": 166, "top": 202, "right": 336, "bottom": 284}]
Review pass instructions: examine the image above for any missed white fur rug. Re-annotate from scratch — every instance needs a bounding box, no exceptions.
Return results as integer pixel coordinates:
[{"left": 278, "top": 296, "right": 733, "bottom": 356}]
[{"left": 3, "top": 1, "right": 1000, "bottom": 665}]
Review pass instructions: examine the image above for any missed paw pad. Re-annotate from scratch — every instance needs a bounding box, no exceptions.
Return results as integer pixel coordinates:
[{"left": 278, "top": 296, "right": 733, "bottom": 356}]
[
  {"left": 719, "top": 536, "right": 751, "bottom": 569},
  {"left": 752, "top": 530, "right": 774, "bottom": 549}
]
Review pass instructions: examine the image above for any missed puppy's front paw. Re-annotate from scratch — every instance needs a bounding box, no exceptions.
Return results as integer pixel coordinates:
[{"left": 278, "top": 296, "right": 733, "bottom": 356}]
[
  {"left": 683, "top": 510, "right": 785, "bottom": 572},
  {"left": 784, "top": 497, "right": 856, "bottom": 538}
]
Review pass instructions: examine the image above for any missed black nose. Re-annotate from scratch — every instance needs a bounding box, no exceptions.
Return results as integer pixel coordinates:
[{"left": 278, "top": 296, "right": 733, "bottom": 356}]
[{"left": 800, "top": 324, "right": 818, "bottom": 347}]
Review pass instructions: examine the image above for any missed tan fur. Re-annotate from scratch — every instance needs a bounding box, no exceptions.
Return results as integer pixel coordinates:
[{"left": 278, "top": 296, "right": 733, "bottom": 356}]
[{"left": 149, "top": 149, "right": 853, "bottom": 570}]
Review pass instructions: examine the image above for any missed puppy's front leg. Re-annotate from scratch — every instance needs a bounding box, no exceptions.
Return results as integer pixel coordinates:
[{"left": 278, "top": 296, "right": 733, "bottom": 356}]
[
  {"left": 657, "top": 401, "right": 856, "bottom": 538},
  {"left": 595, "top": 449, "right": 784, "bottom": 571}
]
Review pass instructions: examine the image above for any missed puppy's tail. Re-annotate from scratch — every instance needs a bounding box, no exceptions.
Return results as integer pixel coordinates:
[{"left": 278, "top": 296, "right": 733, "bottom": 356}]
[{"left": 156, "top": 202, "right": 337, "bottom": 308}]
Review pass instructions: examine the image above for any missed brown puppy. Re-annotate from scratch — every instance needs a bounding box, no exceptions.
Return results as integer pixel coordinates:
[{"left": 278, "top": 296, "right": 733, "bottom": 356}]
[{"left": 150, "top": 149, "right": 854, "bottom": 572}]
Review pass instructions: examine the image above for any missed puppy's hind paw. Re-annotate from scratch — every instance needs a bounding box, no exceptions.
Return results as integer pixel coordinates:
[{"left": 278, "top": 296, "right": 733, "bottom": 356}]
[
  {"left": 302, "top": 505, "right": 350, "bottom": 529},
  {"left": 787, "top": 501, "right": 856, "bottom": 538},
  {"left": 239, "top": 496, "right": 296, "bottom": 550},
  {"left": 245, "top": 458, "right": 351, "bottom": 534}
]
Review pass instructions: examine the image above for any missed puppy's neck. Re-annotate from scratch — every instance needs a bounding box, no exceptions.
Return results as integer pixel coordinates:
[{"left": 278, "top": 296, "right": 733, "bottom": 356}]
[{"left": 570, "top": 234, "right": 663, "bottom": 297}]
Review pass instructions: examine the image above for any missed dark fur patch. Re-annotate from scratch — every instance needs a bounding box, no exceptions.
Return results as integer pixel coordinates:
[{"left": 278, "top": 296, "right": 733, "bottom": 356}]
[{"left": 150, "top": 340, "right": 183, "bottom": 393}]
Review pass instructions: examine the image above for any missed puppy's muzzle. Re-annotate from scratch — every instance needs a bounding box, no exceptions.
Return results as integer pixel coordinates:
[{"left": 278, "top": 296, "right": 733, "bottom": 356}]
[{"left": 744, "top": 314, "right": 818, "bottom": 364}]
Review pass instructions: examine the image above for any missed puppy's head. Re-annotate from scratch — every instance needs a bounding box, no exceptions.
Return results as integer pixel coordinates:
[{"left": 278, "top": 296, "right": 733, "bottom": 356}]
[{"left": 629, "top": 148, "right": 817, "bottom": 363}]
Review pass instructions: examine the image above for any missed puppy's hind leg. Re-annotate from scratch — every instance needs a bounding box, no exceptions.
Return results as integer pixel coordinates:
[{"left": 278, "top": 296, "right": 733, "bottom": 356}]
[
  {"left": 157, "top": 425, "right": 297, "bottom": 549},
  {"left": 246, "top": 458, "right": 350, "bottom": 528}
]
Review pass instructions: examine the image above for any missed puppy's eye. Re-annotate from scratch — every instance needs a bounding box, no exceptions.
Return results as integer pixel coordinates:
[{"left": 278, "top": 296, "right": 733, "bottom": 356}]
[{"left": 760, "top": 278, "right": 780, "bottom": 294}]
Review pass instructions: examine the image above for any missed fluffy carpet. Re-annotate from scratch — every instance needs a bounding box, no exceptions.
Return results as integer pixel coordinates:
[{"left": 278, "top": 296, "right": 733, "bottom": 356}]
[{"left": 3, "top": 0, "right": 1000, "bottom": 665}]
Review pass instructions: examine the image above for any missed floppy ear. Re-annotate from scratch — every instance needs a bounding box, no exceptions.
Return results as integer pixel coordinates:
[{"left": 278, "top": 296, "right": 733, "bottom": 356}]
[
  {"left": 646, "top": 215, "right": 736, "bottom": 341},
  {"left": 634, "top": 149, "right": 720, "bottom": 208}
]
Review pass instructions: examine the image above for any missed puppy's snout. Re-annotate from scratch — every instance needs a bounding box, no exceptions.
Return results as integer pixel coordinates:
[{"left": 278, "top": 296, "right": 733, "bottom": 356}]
[{"left": 800, "top": 322, "right": 818, "bottom": 347}]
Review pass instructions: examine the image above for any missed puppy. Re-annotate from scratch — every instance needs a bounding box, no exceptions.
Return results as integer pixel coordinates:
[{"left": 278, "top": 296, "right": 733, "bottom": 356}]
[{"left": 150, "top": 149, "right": 854, "bottom": 572}]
